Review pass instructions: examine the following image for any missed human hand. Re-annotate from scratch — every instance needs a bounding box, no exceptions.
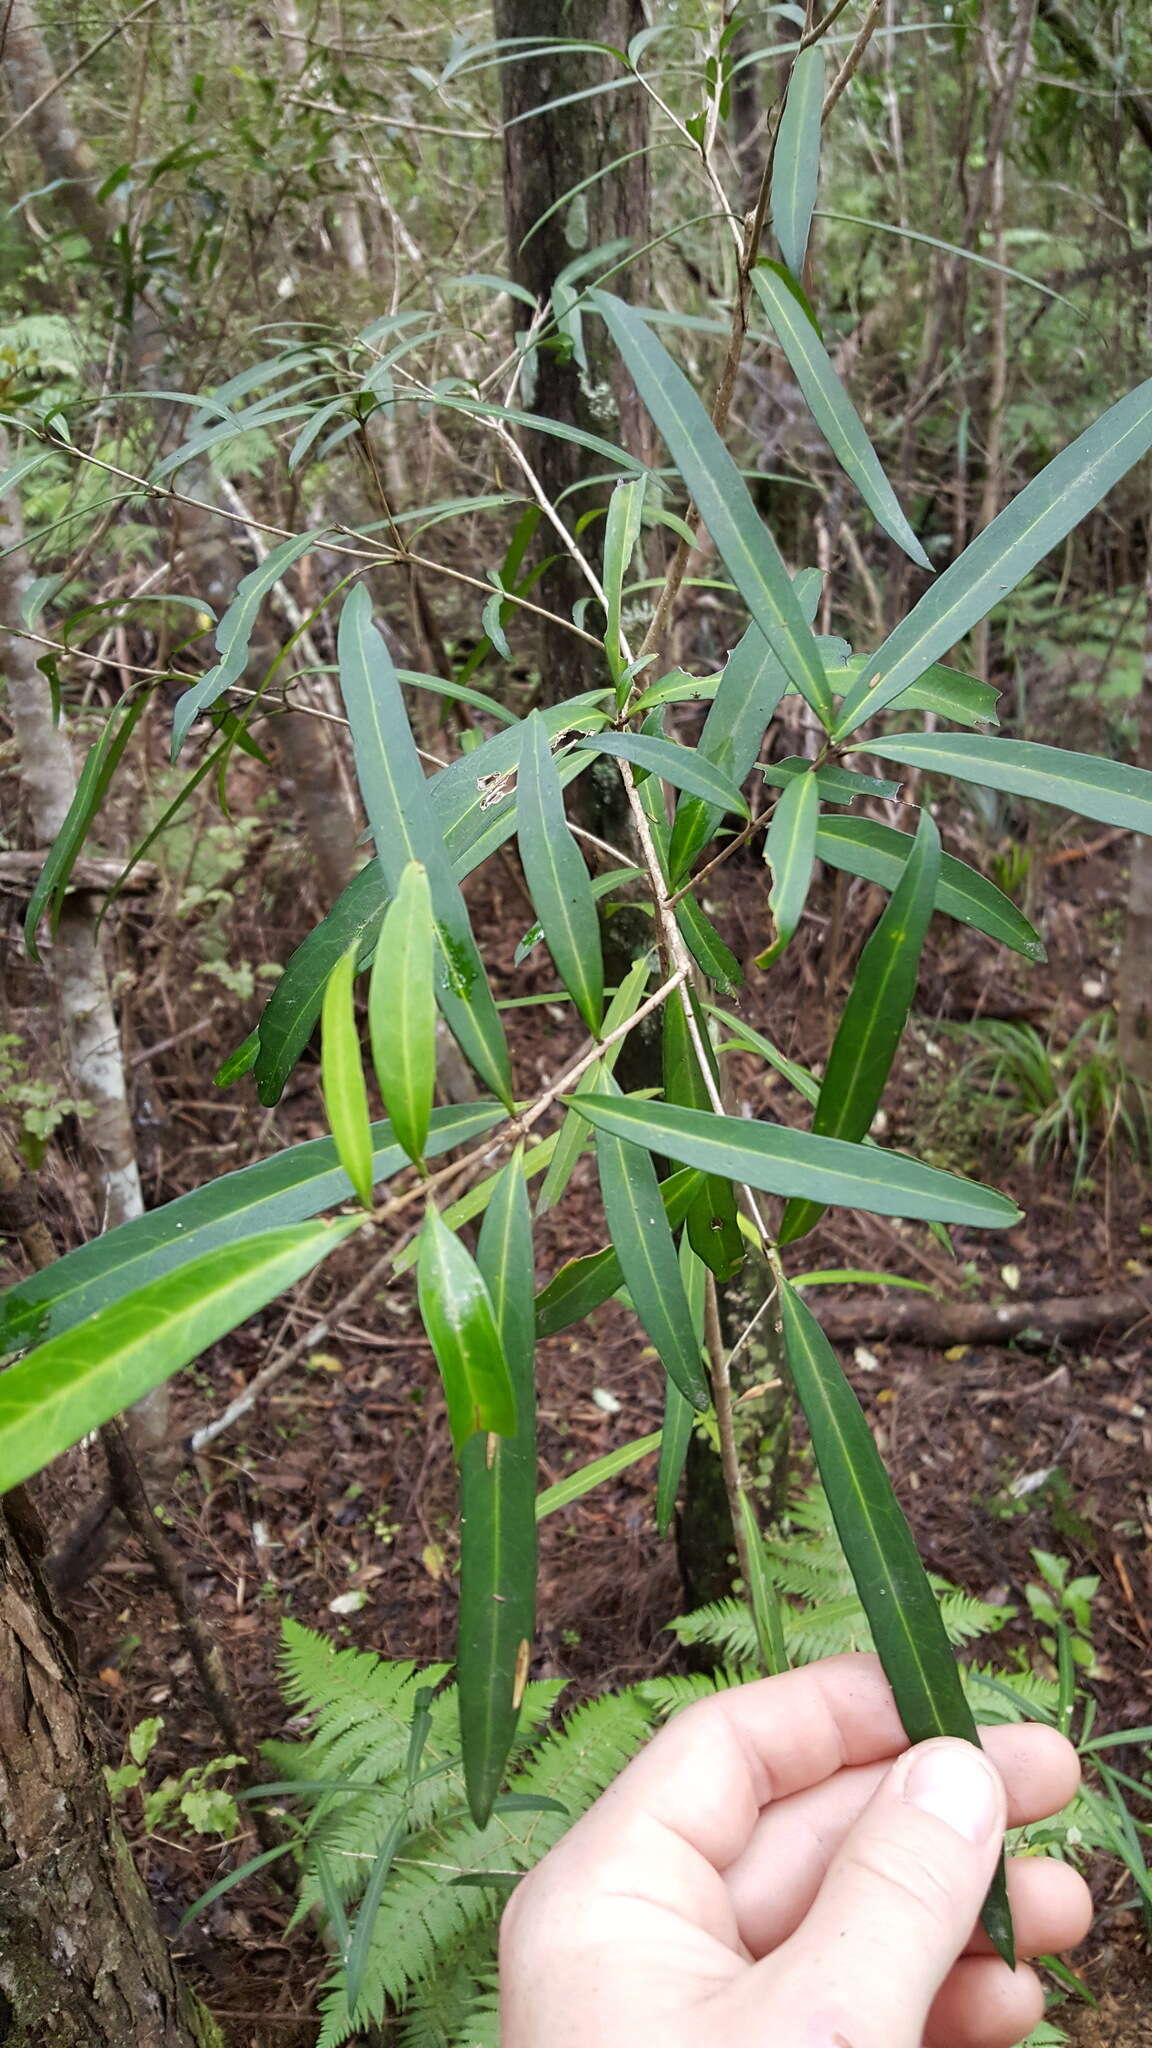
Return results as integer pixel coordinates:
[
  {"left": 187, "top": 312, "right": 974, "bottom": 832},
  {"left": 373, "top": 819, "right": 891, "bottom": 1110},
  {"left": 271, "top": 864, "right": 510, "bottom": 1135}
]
[{"left": 500, "top": 1653, "right": 1090, "bottom": 2048}]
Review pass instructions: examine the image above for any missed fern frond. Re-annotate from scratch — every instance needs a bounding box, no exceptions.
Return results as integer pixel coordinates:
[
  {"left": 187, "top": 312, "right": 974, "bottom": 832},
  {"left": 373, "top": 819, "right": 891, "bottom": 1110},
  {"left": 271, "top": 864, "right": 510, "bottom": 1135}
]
[
  {"left": 635, "top": 1671, "right": 743, "bottom": 1718},
  {"left": 966, "top": 1663, "right": 1060, "bottom": 1723}
]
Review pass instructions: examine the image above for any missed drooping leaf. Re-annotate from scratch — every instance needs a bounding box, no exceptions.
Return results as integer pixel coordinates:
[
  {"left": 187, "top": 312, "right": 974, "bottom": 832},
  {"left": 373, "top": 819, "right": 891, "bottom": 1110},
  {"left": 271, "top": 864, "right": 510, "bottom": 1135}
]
[
  {"left": 868, "top": 733, "right": 1152, "bottom": 837},
  {"left": 759, "top": 769, "right": 820, "bottom": 968},
  {"left": 320, "top": 944, "right": 374, "bottom": 1209},
  {"left": 458, "top": 1151, "right": 537, "bottom": 1826},
  {"left": 416, "top": 1204, "right": 517, "bottom": 1453},
  {"left": 0, "top": 1104, "right": 504, "bottom": 1351},
  {"left": 533, "top": 1167, "right": 702, "bottom": 1338},
  {"left": 776, "top": 1278, "right": 1015, "bottom": 1965},
  {"left": 24, "top": 692, "right": 147, "bottom": 961},
  {"left": 780, "top": 809, "right": 940, "bottom": 1244},
  {"left": 368, "top": 860, "right": 436, "bottom": 1166},
  {"left": 662, "top": 994, "right": 743, "bottom": 1282},
  {"left": 835, "top": 375, "right": 1152, "bottom": 736},
  {"left": 591, "top": 731, "right": 750, "bottom": 819},
  {"left": 569, "top": 1094, "right": 1020, "bottom": 1231},
  {"left": 590, "top": 290, "right": 831, "bottom": 720},
  {"left": 516, "top": 714, "right": 604, "bottom": 1033},
  {"left": 751, "top": 265, "right": 929, "bottom": 570},
  {"left": 171, "top": 531, "right": 323, "bottom": 757},
  {"left": 814, "top": 814, "right": 1045, "bottom": 962},
  {"left": 771, "top": 44, "right": 825, "bottom": 278},
  {"left": 594, "top": 1084, "right": 711, "bottom": 1411},
  {"left": 337, "top": 584, "right": 512, "bottom": 1105},
  {"left": 0, "top": 1222, "right": 357, "bottom": 1493}
]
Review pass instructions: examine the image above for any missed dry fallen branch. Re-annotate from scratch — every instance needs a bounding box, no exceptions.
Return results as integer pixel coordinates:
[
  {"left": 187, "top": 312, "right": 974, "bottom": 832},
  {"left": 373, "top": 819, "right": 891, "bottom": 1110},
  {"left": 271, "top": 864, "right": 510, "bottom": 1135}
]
[{"left": 812, "top": 1279, "right": 1152, "bottom": 1349}]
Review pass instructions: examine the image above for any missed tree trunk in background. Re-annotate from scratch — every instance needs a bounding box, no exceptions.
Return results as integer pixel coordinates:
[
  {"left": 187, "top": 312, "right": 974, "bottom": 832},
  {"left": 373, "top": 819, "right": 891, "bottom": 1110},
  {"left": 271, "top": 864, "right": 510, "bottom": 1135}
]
[
  {"left": 0, "top": 0, "right": 115, "bottom": 252},
  {"left": 493, "top": 0, "right": 650, "bottom": 706},
  {"left": 0, "top": 1510, "right": 221, "bottom": 2047},
  {"left": 1117, "top": 538, "right": 1152, "bottom": 1081}
]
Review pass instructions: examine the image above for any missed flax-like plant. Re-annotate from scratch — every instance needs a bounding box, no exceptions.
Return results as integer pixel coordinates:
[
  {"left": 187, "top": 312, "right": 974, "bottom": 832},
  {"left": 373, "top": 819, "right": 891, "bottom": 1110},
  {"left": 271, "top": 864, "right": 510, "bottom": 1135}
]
[{"left": 6, "top": 17, "right": 1152, "bottom": 1993}]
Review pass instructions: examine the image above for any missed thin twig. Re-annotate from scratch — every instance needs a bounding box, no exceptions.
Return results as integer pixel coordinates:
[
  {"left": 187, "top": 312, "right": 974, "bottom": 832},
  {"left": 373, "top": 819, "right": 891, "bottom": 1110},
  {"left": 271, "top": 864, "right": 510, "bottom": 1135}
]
[
  {"left": 0, "top": 0, "right": 162, "bottom": 149},
  {"left": 822, "top": 0, "right": 886, "bottom": 121}
]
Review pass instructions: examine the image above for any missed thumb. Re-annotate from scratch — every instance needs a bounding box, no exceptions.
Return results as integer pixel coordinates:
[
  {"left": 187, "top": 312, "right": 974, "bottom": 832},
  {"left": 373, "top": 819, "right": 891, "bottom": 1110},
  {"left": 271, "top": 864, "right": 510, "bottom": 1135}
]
[{"left": 762, "top": 1738, "right": 1007, "bottom": 2048}]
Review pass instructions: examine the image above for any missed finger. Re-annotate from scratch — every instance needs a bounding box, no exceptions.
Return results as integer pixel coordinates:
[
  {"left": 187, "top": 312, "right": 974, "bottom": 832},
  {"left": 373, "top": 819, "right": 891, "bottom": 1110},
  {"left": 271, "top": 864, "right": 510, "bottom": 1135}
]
[
  {"left": 726, "top": 1722, "right": 1081, "bottom": 1953},
  {"left": 925, "top": 1957, "right": 1046, "bottom": 2048},
  {"left": 746, "top": 1739, "right": 1010, "bottom": 2048}
]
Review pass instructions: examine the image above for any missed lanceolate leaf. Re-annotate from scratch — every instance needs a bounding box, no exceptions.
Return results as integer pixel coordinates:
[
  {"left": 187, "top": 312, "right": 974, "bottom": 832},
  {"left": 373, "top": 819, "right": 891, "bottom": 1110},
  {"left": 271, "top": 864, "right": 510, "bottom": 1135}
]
[
  {"left": 771, "top": 44, "right": 825, "bottom": 279},
  {"left": 868, "top": 733, "right": 1152, "bottom": 838},
  {"left": 320, "top": 944, "right": 374, "bottom": 1210},
  {"left": 25, "top": 692, "right": 147, "bottom": 961},
  {"left": 458, "top": 1152, "right": 537, "bottom": 1827},
  {"left": 761, "top": 757, "right": 901, "bottom": 804},
  {"left": 590, "top": 290, "right": 831, "bottom": 720},
  {"left": 780, "top": 809, "right": 940, "bottom": 1245},
  {"left": 368, "top": 860, "right": 436, "bottom": 1166},
  {"left": 594, "top": 1086, "right": 711, "bottom": 1412},
  {"left": 751, "top": 265, "right": 929, "bottom": 570},
  {"left": 535, "top": 955, "right": 654, "bottom": 1217},
  {"left": 416, "top": 1205, "right": 517, "bottom": 1453},
  {"left": 776, "top": 1278, "right": 1015, "bottom": 1965},
  {"left": 759, "top": 769, "right": 820, "bottom": 968},
  {"left": 517, "top": 713, "right": 604, "bottom": 1033},
  {"left": 835, "top": 374, "right": 1152, "bottom": 737},
  {"left": 533, "top": 1168, "right": 702, "bottom": 1338},
  {"left": 338, "top": 584, "right": 512, "bottom": 1105},
  {"left": 662, "top": 994, "right": 743, "bottom": 1282},
  {"left": 656, "top": 1374, "right": 696, "bottom": 1539},
  {"left": 570, "top": 1094, "right": 1020, "bottom": 1231},
  {"left": 603, "top": 475, "right": 645, "bottom": 687},
  {"left": 535, "top": 1431, "right": 662, "bottom": 1521},
  {"left": 815, "top": 814, "right": 1045, "bottom": 962},
  {"left": 0, "top": 1223, "right": 357, "bottom": 1494},
  {"left": 171, "top": 531, "right": 323, "bottom": 757},
  {"left": 738, "top": 1488, "right": 789, "bottom": 1676},
  {"left": 591, "top": 731, "right": 751, "bottom": 818},
  {"left": 676, "top": 893, "right": 743, "bottom": 992},
  {"left": 825, "top": 658, "right": 999, "bottom": 729},
  {"left": 0, "top": 1104, "right": 504, "bottom": 1349}
]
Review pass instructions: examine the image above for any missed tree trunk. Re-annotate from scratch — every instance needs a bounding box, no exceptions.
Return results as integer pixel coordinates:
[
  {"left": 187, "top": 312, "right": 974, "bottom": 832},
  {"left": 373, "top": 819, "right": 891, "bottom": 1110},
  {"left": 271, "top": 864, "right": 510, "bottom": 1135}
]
[
  {"left": 0, "top": 1510, "right": 221, "bottom": 2046},
  {"left": 493, "top": 0, "right": 650, "bottom": 707}
]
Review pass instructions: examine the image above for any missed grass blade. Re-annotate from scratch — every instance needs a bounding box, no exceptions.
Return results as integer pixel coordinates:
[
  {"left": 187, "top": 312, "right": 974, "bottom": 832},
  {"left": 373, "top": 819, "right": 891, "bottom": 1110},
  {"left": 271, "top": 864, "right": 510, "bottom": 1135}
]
[{"left": 535, "top": 1431, "right": 662, "bottom": 1520}]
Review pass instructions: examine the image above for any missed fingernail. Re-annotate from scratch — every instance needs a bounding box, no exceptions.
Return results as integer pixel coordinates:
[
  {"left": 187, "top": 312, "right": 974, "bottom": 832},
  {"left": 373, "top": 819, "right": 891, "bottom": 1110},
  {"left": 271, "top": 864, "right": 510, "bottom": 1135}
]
[{"left": 902, "top": 1744, "right": 1001, "bottom": 1844}]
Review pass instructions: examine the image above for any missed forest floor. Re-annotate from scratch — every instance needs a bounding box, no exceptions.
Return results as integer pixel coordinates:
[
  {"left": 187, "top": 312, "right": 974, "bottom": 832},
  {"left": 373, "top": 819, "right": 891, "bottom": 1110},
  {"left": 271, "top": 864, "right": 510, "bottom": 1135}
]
[{"left": 9, "top": 802, "right": 1152, "bottom": 2047}]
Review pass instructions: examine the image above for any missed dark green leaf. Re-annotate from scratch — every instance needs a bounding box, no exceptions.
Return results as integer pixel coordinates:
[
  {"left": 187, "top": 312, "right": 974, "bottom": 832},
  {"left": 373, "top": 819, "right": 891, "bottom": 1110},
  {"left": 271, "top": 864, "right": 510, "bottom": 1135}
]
[
  {"left": 776, "top": 1278, "right": 1015, "bottom": 1965},
  {"left": 815, "top": 815, "right": 1046, "bottom": 962},
  {"left": 569, "top": 1094, "right": 1020, "bottom": 1231},
  {"left": 517, "top": 713, "right": 604, "bottom": 1032},
  {"left": 759, "top": 769, "right": 819, "bottom": 968},
  {"left": 751, "top": 265, "right": 929, "bottom": 569},
  {"left": 514, "top": 866, "right": 642, "bottom": 965},
  {"left": 835, "top": 376, "right": 1152, "bottom": 736},
  {"left": 869, "top": 733, "right": 1152, "bottom": 837},
  {"left": 590, "top": 291, "right": 831, "bottom": 720},
  {"left": 662, "top": 995, "right": 743, "bottom": 1282},
  {"left": 533, "top": 1168, "right": 701, "bottom": 1338},
  {"left": 827, "top": 659, "right": 999, "bottom": 729},
  {"left": 594, "top": 1086, "right": 710, "bottom": 1410},
  {"left": 771, "top": 45, "right": 825, "bottom": 278},
  {"left": 345, "top": 1812, "right": 407, "bottom": 2020},
  {"left": 760, "top": 757, "right": 901, "bottom": 804},
  {"left": 675, "top": 893, "right": 743, "bottom": 992},
  {"left": 592, "top": 730, "right": 751, "bottom": 818},
  {"left": 656, "top": 1374, "right": 695, "bottom": 1538},
  {"left": 25, "top": 693, "right": 147, "bottom": 961},
  {"left": 171, "top": 531, "right": 323, "bottom": 756},
  {"left": 416, "top": 1205, "right": 517, "bottom": 1453},
  {"left": 0, "top": 1223, "right": 357, "bottom": 1493},
  {"left": 338, "top": 584, "right": 512, "bottom": 1105},
  {"left": 368, "top": 860, "right": 436, "bottom": 1165},
  {"left": 320, "top": 944, "right": 374, "bottom": 1209},
  {"left": 1, "top": 1104, "right": 503, "bottom": 1347},
  {"left": 780, "top": 809, "right": 940, "bottom": 1244},
  {"left": 738, "top": 1489, "right": 788, "bottom": 1675},
  {"left": 534, "top": 955, "right": 654, "bottom": 1217},
  {"left": 458, "top": 1151, "right": 538, "bottom": 1827},
  {"left": 215, "top": 1031, "right": 259, "bottom": 1088}
]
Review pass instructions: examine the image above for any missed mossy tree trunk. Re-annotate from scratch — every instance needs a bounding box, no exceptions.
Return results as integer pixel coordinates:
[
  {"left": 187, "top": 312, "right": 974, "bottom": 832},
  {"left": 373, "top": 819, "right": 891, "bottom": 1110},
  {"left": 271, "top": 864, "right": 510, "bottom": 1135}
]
[{"left": 0, "top": 1510, "right": 221, "bottom": 2046}]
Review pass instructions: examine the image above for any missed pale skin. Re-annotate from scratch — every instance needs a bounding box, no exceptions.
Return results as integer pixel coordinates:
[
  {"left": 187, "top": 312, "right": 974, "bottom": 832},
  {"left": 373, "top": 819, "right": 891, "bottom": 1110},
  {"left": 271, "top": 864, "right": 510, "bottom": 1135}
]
[{"left": 500, "top": 1653, "right": 1091, "bottom": 2048}]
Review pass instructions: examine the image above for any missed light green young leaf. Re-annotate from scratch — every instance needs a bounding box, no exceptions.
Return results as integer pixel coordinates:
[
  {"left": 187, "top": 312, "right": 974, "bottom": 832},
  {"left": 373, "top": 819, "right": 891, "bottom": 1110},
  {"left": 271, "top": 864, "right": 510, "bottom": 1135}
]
[
  {"left": 535, "top": 1431, "right": 663, "bottom": 1520},
  {"left": 321, "top": 943, "right": 374, "bottom": 1210},
  {"left": 814, "top": 814, "right": 1045, "bottom": 961},
  {"left": 517, "top": 714, "right": 604, "bottom": 1033},
  {"left": 603, "top": 475, "right": 645, "bottom": 688},
  {"left": 368, "top": 860, "right": 436, "bottom": 1167},
  {"left": 760, "top": 769, "right": 819, "bottom": 968},
  {"left": 569, "top": 1094, "right": 1020, "bottom": 1231},
  {"left": 868, "top": 734, "right": 1152, "bottom": 837},
  {"left": 751, "top": 265, "right": 929, "bottom": 570},
  {"left": 338, "top": 583, "right": 513, "bottom": 1105},
  {"left": 594, "top": 1082, "right": 711, "bottom": 1412},
  {"left": 835, "top": 376, "right": 1152, "bottom": 737},
  {"left": 592, "top": 730, "right": 750, "bottom": 818},
  {"left": 779, "top": 808, "right": 941, "bottom": 1244},
  {"left": 771, "top": 45, "right": 825, "bottom": 278},
  {"left": 777, "top": 1278, "right": 1015, "bottom": 1965},
  {"left": 171, "top": 531, "right": 323, "bottom": 756},
  {"left": 459, "top": 1150, "right": 538, "bottom": 1827},
  {"left": 589, "top": 291, "right": 831, "bottom": 720},
  {"left": 0, "top": 1222, "right": 357, "bottom": 1493},
  {"left": 416, "top": 1205, "right": 517, "bottom": 1455}
]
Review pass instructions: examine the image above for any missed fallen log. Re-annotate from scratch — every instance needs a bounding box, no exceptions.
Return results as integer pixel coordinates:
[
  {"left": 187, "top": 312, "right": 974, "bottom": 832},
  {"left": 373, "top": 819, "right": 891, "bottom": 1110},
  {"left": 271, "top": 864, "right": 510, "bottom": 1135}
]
[{"left": 811, "top": 1279, "right": 1152, "bottom": 1349}]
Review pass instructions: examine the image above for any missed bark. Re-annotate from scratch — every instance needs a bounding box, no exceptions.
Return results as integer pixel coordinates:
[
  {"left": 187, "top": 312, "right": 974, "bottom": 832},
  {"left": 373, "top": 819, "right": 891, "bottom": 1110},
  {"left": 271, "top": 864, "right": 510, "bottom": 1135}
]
[
  {"left": 1116, "top": 539, "right": 1152, "bottom": 1080},
  {"left": 810, "top": 1279, "right": 1152, "bottom": 1348},
  {"left": 0, "top": 0, "right": 115, "bottom": 251},
  {"left": 0, "top": 1509, "right": 222, "bottom": 2047},
  {"left": 493, "top": 0, "right": 650, "bottom": 706}
]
